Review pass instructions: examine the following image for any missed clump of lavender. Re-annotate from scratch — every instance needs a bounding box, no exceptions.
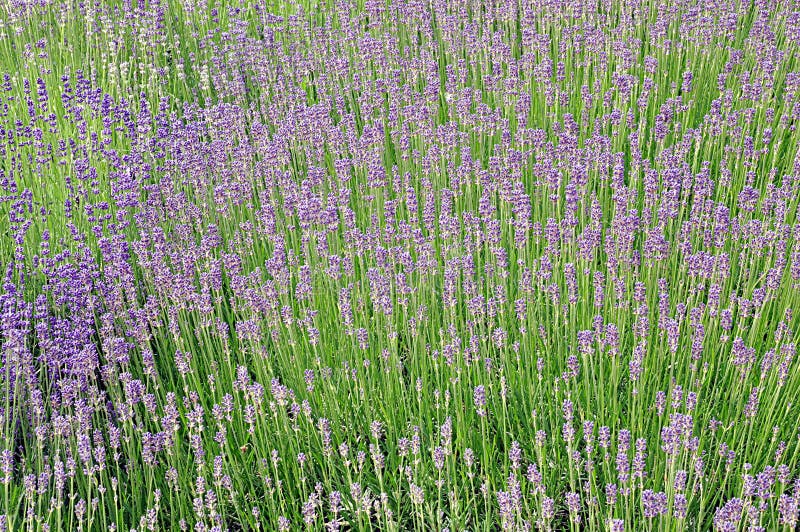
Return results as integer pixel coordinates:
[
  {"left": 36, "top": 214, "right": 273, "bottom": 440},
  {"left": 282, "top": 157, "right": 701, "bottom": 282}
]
[{"left": 1, "top": 0, "right": 800, "bottom": 530}]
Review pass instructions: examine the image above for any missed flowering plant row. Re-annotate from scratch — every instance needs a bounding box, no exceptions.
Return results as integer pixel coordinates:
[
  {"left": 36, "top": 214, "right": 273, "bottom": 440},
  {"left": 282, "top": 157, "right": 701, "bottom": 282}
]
[{"left": 1, "top": 0, "right": 800, "bottom": 530}]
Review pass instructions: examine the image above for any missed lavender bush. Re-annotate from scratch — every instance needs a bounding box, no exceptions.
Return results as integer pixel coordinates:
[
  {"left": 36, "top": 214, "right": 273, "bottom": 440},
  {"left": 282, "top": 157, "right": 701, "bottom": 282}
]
[{"left": 2, "top": 0, "right": 800, "bottom": 530}]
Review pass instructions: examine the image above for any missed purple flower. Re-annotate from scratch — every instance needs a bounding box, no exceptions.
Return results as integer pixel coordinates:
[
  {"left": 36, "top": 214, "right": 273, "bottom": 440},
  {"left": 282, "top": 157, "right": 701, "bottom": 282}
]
[
  {"left": 508, "top": 441, "right": 522, "bottom": 470},
  {"left": 565, "top": 492, "right": 581, "bottom": 523},
  {"left": 641, "top": 489, "right": 668, "bottom": 518},
  {"left": 433, "top": 447, "right": 446, "bottom": 471},
  {"left": 541, "top": 497, "right": 555, "bottom": 520},
  {"left": 778, "top": 495, "right": 799, "bottom": 527},
  {"left": 674, "top": 494, "right": 688, "bottom": 519},
  {"left": 608, "top": 518, "right": 624, "bottom": 532},
  {"left": 714, "top": 498, "right": 744, "bottom": 529},
  {"left": 474, "top": 385, "right": 487, "bottom": 416},
  {"left": 409, "top": 484, "right": 424, "bottom": 505}
]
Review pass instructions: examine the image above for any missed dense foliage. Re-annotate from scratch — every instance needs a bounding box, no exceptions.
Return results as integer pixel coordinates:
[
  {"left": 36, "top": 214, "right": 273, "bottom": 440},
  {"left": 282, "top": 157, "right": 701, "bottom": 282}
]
[{"left": 2, "top": 0, "right": 800, "bottom": 530}]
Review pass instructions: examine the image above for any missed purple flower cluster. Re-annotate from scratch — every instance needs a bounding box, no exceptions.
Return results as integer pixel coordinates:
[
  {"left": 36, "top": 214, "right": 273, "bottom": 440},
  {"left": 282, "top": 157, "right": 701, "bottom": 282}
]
[{"left": 0, "top": 0, "right": 799, "bottom": 530}]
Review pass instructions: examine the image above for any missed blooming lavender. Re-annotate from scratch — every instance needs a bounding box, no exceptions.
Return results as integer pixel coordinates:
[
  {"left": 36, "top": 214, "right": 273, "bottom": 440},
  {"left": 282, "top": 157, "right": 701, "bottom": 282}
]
[{"left": 0, "top": 0, "right": 799, "bottom": 530}]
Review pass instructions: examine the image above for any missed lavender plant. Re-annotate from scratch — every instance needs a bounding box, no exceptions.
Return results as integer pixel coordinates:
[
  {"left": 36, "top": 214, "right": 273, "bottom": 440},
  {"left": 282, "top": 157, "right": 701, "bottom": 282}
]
[{"left": 2, "top": 0, "right": 800, "bottom": 530}]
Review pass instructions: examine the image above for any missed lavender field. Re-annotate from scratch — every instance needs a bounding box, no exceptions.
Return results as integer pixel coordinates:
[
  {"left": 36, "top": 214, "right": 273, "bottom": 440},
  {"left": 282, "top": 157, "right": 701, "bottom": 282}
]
[{"left": 2, "top": 0, "right": 800, "bottom": 530}]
